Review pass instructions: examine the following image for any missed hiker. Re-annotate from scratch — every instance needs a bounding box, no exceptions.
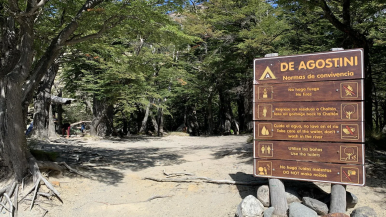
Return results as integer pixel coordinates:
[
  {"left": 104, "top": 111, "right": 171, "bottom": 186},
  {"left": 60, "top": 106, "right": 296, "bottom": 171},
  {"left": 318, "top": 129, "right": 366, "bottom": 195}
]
[{"left": 62, "top": 123, "right": 71, "bottom": 138}]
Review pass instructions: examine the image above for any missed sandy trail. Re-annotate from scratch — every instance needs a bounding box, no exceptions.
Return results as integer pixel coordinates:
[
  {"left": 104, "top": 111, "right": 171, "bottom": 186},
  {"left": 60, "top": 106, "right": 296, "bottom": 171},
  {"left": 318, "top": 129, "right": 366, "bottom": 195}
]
[{"left": 5, "top": 135, "right": 385, "bottom": 217}]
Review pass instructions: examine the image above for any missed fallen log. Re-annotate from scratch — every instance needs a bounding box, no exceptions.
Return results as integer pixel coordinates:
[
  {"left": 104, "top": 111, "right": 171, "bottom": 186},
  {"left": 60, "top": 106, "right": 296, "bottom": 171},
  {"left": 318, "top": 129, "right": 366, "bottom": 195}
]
[{"left": 144, "top": 176, "right": 267, "bottom": 185}]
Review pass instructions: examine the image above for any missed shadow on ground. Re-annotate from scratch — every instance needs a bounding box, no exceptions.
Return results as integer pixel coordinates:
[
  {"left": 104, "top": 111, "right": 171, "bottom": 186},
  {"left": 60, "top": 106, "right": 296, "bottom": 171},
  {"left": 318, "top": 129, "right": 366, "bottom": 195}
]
[{"left": 30, "top": 138, "right": 186, "bottom": 185}]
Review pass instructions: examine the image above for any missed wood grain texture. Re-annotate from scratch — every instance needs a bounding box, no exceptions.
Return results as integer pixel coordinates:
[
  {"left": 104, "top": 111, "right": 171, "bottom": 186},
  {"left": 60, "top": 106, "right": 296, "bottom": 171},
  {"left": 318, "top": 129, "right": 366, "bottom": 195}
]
[
  {"left": 330, "top": 184, "right": 347, "bottom": 213},
  {"left": 269, "top": 179, "right": 288, "bottom": 216}
]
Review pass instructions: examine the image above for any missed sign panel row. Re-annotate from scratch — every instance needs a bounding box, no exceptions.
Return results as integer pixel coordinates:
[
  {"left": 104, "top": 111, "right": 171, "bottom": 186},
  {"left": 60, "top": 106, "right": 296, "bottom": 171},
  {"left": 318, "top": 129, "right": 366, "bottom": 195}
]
[
  {"left": 254, "top": 79, "right": 364, "bottom": 102},
  {"left": 254, "top": 101, "right": 363, "bottom": 122},
  {"left": 254, "top": 159, "right": 365, "bottom": 186},
  {"left": 254, "top": 49, "right": 363, "bottom": 84},
  {"left": 254, "top": 141, "right": 364, "bottom": 164},
  {"left": 254, "top": 121, "right": 364, "bottom": 143}
]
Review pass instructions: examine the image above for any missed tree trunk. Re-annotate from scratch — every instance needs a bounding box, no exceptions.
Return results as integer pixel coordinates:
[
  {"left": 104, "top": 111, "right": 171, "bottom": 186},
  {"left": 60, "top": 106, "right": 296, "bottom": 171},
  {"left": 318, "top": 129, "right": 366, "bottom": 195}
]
[
  {"left": 139, "top": 102, "right": 151, "bottom": 134},
  {"left": 237, "top": 94, "right": 245, "bottom": 133},
  {"left": 151, "top": 113, "right": 159, "bottom": 134},
  {"left": 157, "top": 108, "right": 164, "bottom": 136},
  {"left": 90, "top": 96, "right": 109, "bottom": 136},
  {"left": 207, "top": 94, "right": 214, "bottom": 135},
  {"left": 48, "top": 105, "right": 57, "bottom": 138},
  {"left": 1, "top": 79, "right": 30, "bottom": 181},
  {"left": 32, "top": 64, "right": 58, "bottom": 139}
]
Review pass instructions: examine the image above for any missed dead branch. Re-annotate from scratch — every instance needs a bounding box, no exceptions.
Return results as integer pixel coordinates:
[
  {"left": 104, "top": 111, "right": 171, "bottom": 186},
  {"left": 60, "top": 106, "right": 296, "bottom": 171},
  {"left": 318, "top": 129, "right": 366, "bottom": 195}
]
[
  {"left": 163, "top": 170, "right": 195, "bottom": 177},
  {"left": 144, "top": 176, "right": 267, "bottom": 186},
  {"left": 58, "top": 162, "right": 91, "bottom": 178},
  {"left": 0, "top": 202, "right": 11, "bottom": 212},
  {"left": 37, "top": 204, "right": 48, "bottom": 217},
  {"left": 142, "top": 195, "right": 172, "bottom": 202}
]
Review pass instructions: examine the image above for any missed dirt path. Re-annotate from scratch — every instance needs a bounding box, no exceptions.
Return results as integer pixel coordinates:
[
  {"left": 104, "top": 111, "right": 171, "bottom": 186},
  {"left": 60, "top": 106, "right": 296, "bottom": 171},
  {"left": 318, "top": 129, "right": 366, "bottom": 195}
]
[{"left": 7, "top": 135, "right": 386, "bottom": 217}]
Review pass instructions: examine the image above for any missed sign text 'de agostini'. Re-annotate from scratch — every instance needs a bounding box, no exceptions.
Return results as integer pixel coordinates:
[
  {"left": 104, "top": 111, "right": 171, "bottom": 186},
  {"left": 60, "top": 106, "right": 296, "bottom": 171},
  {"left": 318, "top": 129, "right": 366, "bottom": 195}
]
[
  {"left": 254, "top": 79, "right": 364, "bottom": 102},
  {"left": 254, "top": 141, "right": 364, "bottom": 165},
  {"left": 254, "top": 101, "right": 363, "bottom": 122},
  {"left": 254, "top": 121, "right": 364, "bottom": 143},
  {"left": 254, "top": 159, "right": 365, "bottom": 186},
  {"left": 254, "top": 49, "right": 363, "bottom": 84}
]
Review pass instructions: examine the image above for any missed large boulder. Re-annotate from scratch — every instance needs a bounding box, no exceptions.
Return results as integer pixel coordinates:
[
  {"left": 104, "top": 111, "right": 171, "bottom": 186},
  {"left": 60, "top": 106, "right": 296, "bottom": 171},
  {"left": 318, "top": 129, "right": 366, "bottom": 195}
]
[
  {"left": 286, "top": 188, "right": 301, "bottom": 204},
  {"left": 257, "top": 185, "right": 270, "bottom": 207},
  {"left": 289, "top": 202, "right": 317, "bottom": 217},
  {"left": 346, "top": 191, "right": 359, "bottom": 209},
  {"left": 302, "top": 197, "right": 329, "bottom": 215},
  {"left": 236, "top": 195, "right": 264, "bottom": 217},
  {"left": 350, "top": 206, "right": 377, "bottom": 217}
]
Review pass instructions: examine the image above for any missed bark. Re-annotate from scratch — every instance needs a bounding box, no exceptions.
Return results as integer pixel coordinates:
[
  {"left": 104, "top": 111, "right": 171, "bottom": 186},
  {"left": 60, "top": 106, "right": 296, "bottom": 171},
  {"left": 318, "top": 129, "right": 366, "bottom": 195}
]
[
  {"left": 151, "top": 113, "right": 159, "bottom": 134},
  {"left": 237, "top": 94, "right": 245, "bottom": 133},
  {"left": 90, "top": 96, "right": 113, "bottom": 137},
  {"left": 139, "top": 102, "right": 151, "bottom": 134},
  {"left": 157, "top": 108, "right": 163, "bottom": 136},
  {"left": 207, "top": 94, "right": 214, "bottom": 135},
  {"left": 1, "top": 79, "right": 30, "bottom": 181},
  {"left": 32, "top": 64, "right": 59, "bottom": 139}
]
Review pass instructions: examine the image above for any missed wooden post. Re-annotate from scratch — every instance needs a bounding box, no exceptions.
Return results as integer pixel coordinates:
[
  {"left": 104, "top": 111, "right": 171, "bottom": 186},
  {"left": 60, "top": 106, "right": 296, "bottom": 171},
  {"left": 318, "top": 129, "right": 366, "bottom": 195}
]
[{"left": 264, "top": 53, "right": 288, "bottom": 216}]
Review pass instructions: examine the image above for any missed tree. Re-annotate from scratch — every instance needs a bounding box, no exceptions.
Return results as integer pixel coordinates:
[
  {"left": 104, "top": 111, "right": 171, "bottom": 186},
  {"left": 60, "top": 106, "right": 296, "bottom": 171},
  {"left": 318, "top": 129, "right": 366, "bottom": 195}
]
[
  {"left": 0, "top": 0, "right": 186, "bottom": 211},
  {"left": 275, "top": 0, "right": 386, "bottom": 130}
]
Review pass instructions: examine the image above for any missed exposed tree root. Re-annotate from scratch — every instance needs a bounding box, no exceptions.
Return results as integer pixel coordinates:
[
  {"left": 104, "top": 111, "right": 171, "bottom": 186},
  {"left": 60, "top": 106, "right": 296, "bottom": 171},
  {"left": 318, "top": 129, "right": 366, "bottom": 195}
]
[{"left": 1, "top": 157, "right": 91, "bottom": 216}]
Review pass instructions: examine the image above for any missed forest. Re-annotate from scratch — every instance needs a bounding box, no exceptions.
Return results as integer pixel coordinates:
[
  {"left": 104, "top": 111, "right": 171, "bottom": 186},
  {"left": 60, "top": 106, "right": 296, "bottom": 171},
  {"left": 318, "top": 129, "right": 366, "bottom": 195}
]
[{"left": 0, "top": 0, "right": 385, "bottom": 205}]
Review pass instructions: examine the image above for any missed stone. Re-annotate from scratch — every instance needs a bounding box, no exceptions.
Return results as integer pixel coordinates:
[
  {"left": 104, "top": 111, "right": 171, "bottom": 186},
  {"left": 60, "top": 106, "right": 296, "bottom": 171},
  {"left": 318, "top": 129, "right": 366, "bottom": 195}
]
[
  {"left": 289, "top": 202, "right": 317, "bottom": 217},
  {"left": 302, "top": 197, "right": 329, "bottom": 215},
  {"left": 350, "top": 206, "right": 377, "bottom": 217},
  {"left": 286, "top": 188, "right": 301, "bottom": 204},
  {"left": 263, "top": 207, "right": 275, "bottom": 217},
  {"left": 236, "top": 195, "right": 264, "bottom": 217},
  {"left": 346, "top": 191, "right": 359, "bottom": 209},
  {"left": 257, "top": 185, "right": 270, "bottom": 207}
]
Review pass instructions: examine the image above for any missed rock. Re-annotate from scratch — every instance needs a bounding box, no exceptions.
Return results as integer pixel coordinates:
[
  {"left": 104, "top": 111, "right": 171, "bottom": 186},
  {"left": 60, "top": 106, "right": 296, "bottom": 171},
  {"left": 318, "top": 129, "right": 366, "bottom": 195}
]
[
  {"left": 346, "top": 191, "right": 358, "bottom": 209},
  {"left": 257, "top": 185, "right": 270, "bottom": 207},
  {"left": 289, "top": 202, "right": 317, "bottom": 217},
  {"left": 236, "top": 195, "right": 264, "bottom": 217},
  {"left": 321, "top": 214, "right": 349, "bottom": 217},
  {"left": 263, "top": 207, "right": 275, "bottom": 217},
  {"left": 350, "top": 206, "right": 377, "bottom": 217},
  {"left": 286, "top": 188, "right": 301, "bottom": 204},
  {"left": 302, "top": 197, "right": 329, "bottom": 215},
  {"left": 382, "top": 125, "right": 386, "bottom": 134}
]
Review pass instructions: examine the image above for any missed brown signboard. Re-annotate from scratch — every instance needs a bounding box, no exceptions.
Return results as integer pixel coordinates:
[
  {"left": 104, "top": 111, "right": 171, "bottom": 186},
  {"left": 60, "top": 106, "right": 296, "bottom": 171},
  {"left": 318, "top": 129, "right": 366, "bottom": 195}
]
[
  {"left": 254, "top": 49, "right": 363, "bottom": 84},
  {"left": 254, "top": 141, "right": 364, "bottom": 165},
  {"left": 254, "top": 121, "right": 364, "bottom": 143},
  {"left": 254, "top": 159, "right": 365, "bottom": 186},
  {"left": 254, "top": 79, "right": 364, "bottom": 102},
  {"left": 254, "top": 101, "right": 363, "bottom": 122}
]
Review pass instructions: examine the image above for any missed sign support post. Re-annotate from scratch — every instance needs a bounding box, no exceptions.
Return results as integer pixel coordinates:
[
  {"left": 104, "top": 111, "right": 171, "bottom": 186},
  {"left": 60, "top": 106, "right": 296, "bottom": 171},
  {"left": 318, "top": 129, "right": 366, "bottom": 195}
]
[
  {"left": 264, "top": 53, "right": 288, "bottom": 217},
  {"left": 329, "top": 48, "right": 346, "bottom": 214}
]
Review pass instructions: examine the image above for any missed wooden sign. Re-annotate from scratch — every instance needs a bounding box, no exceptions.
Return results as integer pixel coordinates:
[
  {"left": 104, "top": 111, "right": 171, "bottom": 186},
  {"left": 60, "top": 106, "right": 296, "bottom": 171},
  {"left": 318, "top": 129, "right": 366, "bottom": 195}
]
[
  {"left": 254, "top": 141, "right": 364, "bottom": 165},
  {"left": 254, "top": 159, "right": 365, "bottom": 186},
  {"left": 253, "top": 49, "right": 365, "bottom": 185},
  {"left": 254, "top": 121, "right": 364, "bottom": 142},
  {"left": 254, "top": 49, "right": 363, "bottom": 84},
  {"left": 254, "top": 101, "right": 363, "bottom": 122},
  {"left": 254, "top": 79, "right": 364, "bottom": 102}
]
